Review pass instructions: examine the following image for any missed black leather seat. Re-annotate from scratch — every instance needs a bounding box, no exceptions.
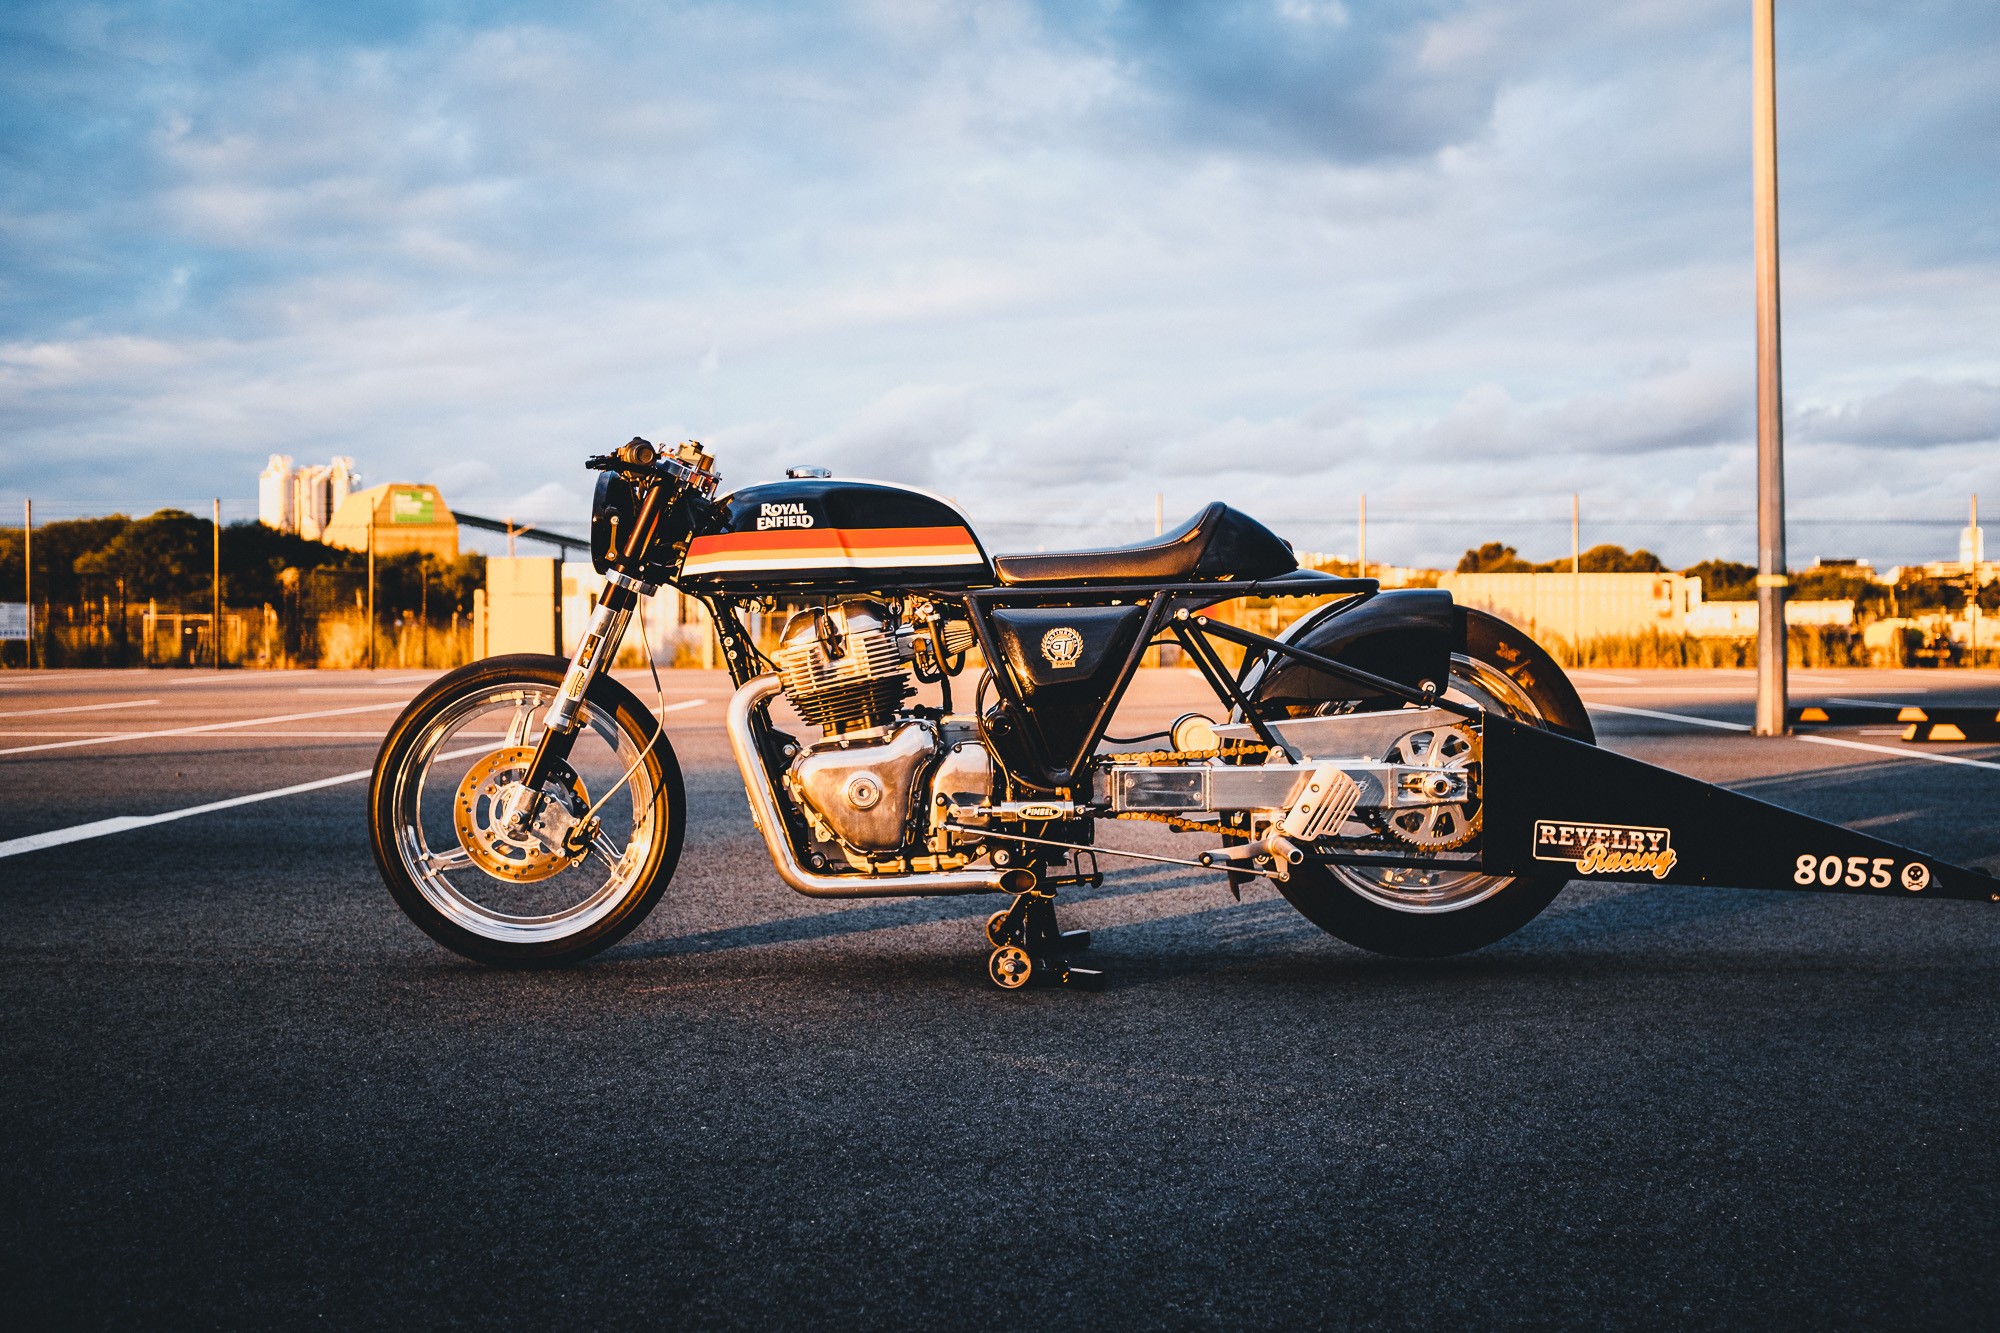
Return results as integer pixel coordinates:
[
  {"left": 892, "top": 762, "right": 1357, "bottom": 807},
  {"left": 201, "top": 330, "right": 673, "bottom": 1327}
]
[{"left": 990, "top": 502, "right": 1298, "bottom": 586}]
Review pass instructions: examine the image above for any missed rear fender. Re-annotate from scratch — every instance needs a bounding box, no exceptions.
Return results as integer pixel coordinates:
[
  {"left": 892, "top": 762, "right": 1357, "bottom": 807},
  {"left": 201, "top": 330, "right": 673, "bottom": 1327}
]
[
  {"left": 1242, "top": 596, "right": 1593, "bottom": 743},
  {"left": 1244, "top": 589, "right": 1454, "bottom": 707}
]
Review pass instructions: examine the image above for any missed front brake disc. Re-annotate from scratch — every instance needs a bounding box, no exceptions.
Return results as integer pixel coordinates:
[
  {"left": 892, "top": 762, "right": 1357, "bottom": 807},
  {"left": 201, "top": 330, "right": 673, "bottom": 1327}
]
[{"left": 452, "top": 745, "right": 592, "bottom": 883}]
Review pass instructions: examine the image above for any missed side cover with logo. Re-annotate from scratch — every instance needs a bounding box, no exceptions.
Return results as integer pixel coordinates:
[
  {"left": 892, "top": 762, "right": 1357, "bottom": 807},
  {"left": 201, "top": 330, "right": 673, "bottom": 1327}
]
[{"left": 987, "top": 605, "right": 1150, "bottom": 777}]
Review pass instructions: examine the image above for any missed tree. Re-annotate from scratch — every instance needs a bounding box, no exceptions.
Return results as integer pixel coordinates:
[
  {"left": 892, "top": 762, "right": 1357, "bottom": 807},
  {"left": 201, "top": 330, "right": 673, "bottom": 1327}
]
[
  {"left": 1683, "top": 559, "right": 1755, "bottom": 600},
  {"left": 1456, "top": 542, "right": 1534, "bottom": 573},
  {"left": 1568, "top": 544, "right": 1665, "bottom": 573},
  {"left": 0, "top": 516, "right": 131, "bottom": 604},
  {"left": 72, "top": 510, "right": 214, "bottom": 602},
  {"left": 219, "top": 521, "right": 361, "bottom": 605}
]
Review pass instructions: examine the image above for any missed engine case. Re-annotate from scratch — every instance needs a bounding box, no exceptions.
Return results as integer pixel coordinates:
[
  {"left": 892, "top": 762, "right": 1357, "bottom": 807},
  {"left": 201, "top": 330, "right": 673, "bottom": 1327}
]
[
  {"left": 788, "top": 722, "right": 937, "bottom": 853},
  {"left": 927, "top": 737, "right": 997, "bottom": 851}
]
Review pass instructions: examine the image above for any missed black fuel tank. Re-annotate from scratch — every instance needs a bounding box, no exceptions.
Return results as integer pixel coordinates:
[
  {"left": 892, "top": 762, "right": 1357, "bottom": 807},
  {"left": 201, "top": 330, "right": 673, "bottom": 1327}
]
[{"left": 678, "top": 479, "right": 993, "bottom": 591}]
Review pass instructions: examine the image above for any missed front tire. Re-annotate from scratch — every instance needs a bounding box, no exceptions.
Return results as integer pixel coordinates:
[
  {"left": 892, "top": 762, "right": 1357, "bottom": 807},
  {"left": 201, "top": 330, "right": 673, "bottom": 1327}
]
[
  {"left": 1272, "top": 610, "right": 1590, "bottom": 958},
  {"left": 368, "top": 654, "right": 686, "bottom": 966}
]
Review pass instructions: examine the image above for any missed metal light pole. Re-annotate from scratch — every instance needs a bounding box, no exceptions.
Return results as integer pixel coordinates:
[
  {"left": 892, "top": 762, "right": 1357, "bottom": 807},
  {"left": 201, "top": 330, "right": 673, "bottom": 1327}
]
[
  {"left": 367, "top": 522, "right": 377, "bottom": 671},
  {"left": 1571, "top": 493, "right": 1582, "bottom": 666},
  {"left": 1753, "top": 0, "right": 1790, "bottom": 735},
  {"left": 212, "top": 498, "right": 223, "bottom": 670},
  {"left": 22, "top": 499, "right": 32, "bottom": 670},
  {"left": 1357, "top": 494, "right": 1368, "bottom": 579},
  {"left": 1970, "top": 493, "right": 1982, "bottom": 669}
]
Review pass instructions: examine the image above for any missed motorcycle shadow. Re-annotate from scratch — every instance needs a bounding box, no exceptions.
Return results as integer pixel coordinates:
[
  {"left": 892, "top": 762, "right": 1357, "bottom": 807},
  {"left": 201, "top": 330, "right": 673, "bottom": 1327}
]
[{"left": 588, "top": 871, "right": 1972, "bottom": 994}]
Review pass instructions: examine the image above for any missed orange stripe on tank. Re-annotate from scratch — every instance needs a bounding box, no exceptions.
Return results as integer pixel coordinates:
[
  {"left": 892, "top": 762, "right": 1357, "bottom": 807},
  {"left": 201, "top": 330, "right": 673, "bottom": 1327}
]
[{"left": 685, "top": 525, "right": 978, "bottom": 558}]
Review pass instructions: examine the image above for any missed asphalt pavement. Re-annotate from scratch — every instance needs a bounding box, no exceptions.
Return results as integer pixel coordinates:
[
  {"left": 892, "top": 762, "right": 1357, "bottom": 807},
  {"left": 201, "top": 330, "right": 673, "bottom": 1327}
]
[{"left": 2, "top": 665, "right": 1997, "bottom": 1329}]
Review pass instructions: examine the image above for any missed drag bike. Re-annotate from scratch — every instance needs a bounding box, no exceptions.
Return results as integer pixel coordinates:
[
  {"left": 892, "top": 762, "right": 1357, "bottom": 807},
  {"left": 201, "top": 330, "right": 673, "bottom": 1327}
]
[{"left": 368, "top": 439, "right": 1998, "bottom": 988}]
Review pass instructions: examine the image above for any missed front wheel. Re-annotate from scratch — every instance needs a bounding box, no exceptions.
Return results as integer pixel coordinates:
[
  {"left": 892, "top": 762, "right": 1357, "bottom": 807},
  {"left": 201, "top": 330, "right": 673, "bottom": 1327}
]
[
  {"left": 368, "top": 654, "right": 686, "bottom": 966},
  {"left": 1272, "top": 611, "right": 1589, "bottom": 958}
]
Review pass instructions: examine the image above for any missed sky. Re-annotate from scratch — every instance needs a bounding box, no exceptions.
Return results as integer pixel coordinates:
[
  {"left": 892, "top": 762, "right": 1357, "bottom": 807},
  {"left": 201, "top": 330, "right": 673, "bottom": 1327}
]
[{"left": 2, "top": 0, "right": 1997, "bottom": 569}]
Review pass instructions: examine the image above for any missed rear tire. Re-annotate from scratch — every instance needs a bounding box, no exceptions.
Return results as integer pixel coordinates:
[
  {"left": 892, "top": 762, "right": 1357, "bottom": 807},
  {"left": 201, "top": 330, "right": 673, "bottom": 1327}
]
[
  {"left": 368, "top": 654, "right": 686, "bottom": 967},
  {"left": 1269, "top": 610, "right": 1589, "bottom": 958}
]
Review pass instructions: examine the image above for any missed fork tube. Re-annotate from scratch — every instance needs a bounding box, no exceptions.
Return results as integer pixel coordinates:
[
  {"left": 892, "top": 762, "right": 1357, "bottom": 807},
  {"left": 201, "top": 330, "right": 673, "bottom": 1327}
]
[{"left": 524, "top": 581, "right": 636, "bottom": 789}]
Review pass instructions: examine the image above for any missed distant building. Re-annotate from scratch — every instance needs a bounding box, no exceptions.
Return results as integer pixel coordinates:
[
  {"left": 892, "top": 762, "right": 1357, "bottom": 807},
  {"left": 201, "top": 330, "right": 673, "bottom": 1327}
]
[
  {"left": 321, "top": 483, "right": 459, "bottom": 559},
  {"left": 1294, "top": 552, "right": 1434, "bottom": 588},
  {"left": 259, "top": 455, "right": 360, "bottom": 540},
  {"left": 1685, "top": 600, "right": 1857, "bottom": 638},
  {"left": 258, "top": 455, "right": 296, "bottom": 531},
  {"left": 1438, "top": 571, "right": 1702, "bottom": 645}
]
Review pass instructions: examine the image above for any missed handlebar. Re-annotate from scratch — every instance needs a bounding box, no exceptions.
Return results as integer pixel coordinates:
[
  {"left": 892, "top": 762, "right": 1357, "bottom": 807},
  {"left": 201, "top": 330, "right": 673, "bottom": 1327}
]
[{"left": 586, "top": 436, "right": 722, "bottom": 498}]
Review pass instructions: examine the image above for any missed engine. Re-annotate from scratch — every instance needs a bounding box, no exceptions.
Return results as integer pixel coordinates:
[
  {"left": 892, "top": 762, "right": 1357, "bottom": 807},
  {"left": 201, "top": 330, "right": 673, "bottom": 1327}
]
[
  {"left": 775, "top": 600, "right": 913, "bottom": 736},
  {"left": 774, "top": 600, "right": 993, "bottom": 864}
]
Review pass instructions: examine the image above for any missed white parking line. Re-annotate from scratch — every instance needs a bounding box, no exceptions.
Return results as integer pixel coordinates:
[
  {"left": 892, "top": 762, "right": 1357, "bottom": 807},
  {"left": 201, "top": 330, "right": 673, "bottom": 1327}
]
[
  {"left": 0, "top": 699, "right": 712, "bottom": 859},
  {"left": 0, "top": 744, "right": 486, "bottom": 861},
  {"left": 0, "top": 698, "right": 159, "bottom": 719},
  {"left": 1795, "top": 733, "right": 2000, "bottom": 773},
  {"left": 1577, "top": 686, "right": 1763, "bottom": 694},
  {"left": 296, "top": 687, "right": 421, "bottom": 694},
  {"left": 0, "top": 701, "right": 710, "bottom": 745},
  {"left": 1587, "top": 700, "right": 2000, "bottom": 773},
  {"left": 1586, "top": 701, "right": 1750, "bottom": 731},
  {"left": 0, "top": 702, "right": 410, "bottom": 756}
]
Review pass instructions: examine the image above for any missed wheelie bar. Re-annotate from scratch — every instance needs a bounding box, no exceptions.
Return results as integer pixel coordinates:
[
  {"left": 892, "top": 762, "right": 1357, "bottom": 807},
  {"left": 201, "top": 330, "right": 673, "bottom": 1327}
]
[
  {"left": 986, "top": 892, "right": 1103, "bottom": 991},
  {"left": 1477, "top": 715, "right": 2000, "bottom": 903}
]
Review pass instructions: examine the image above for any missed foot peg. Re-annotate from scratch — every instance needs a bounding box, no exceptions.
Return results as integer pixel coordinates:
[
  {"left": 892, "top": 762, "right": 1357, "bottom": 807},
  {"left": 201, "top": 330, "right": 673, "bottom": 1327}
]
[{"left": 1196, "top": 832, "right": 1305, "bottom": 882}]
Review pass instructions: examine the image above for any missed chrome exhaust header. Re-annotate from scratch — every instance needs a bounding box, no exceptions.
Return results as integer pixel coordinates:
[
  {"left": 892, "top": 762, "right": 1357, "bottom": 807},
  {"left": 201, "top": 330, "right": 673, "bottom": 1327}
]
[{"left": 725, "top": 675, "right": 1035, "bottom": 899}]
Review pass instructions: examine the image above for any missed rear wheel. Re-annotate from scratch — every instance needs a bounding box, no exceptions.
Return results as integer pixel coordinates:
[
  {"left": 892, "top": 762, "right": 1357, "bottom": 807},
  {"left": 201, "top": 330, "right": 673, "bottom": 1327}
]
[
  {"left": 1272, "top": 614, "right": 1589, "bottom": 957},
  {"left": 367, "top": 654, "right": 685, "bottom": 966}
]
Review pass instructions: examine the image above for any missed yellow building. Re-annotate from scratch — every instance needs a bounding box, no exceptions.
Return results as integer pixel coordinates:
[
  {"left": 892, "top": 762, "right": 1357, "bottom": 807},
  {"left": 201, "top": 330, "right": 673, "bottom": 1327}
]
[
  {"left": 1438, "top": 571, "right": 1703, "bottom": 647},
  {"left": 322, "top": 483, "right": 459, "bottom": 559}
]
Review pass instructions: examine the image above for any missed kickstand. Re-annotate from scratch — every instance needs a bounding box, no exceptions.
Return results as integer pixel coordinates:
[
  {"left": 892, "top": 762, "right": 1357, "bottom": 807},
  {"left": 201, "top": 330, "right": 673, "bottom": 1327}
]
[{"left": 984, "top": 888, "right": 1102, "bottom": 992}]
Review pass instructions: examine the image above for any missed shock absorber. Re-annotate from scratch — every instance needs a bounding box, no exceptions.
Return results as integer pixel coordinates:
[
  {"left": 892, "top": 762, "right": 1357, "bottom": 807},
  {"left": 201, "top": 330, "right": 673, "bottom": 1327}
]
[{"left": 518, "top": 572, "right": 645, "bottom": 802}]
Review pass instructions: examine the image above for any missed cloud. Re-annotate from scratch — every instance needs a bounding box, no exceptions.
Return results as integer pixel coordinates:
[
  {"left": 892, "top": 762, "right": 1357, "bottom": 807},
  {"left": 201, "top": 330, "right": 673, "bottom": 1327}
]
[
  {"left": 0, "top": 0, "right": 1995, "bottom": 576},
  {"left": 1794, "top": 378, "right": 2000, "bottom": 449}
]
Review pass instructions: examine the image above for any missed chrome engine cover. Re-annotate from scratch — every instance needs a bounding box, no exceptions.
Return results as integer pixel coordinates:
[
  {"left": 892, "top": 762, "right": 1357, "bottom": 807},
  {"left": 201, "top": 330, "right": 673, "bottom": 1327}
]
[
  {"left": 787, "top": 721, "right": 938, "bottom": 852},
  {"left": 927, "top": 737, "right": 996, "bottom": 850}
]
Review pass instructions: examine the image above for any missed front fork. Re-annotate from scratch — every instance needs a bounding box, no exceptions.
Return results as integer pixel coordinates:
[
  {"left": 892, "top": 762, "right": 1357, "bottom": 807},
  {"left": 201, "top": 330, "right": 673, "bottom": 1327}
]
[{"left": 517, "top": 576, "right": 644, "bottom": 813}]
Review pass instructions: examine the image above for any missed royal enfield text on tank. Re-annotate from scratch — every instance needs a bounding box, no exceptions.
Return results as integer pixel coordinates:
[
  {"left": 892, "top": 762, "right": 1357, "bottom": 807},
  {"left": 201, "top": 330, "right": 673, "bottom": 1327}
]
[{"left": 367, "top": 440, "right": 1999, "bottom": 989}]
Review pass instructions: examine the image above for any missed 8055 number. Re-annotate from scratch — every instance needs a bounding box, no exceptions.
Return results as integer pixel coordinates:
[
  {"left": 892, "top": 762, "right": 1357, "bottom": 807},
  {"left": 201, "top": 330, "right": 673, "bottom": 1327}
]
[{"left": 1793, "top": 854, "right": 1929, "bottom": 892}]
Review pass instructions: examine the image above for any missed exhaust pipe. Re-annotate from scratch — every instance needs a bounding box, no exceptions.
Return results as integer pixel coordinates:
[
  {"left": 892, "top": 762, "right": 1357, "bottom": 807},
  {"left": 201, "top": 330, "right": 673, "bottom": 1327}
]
[{"left": 726, "top": 675, "right": 1036, "bottom": 899}]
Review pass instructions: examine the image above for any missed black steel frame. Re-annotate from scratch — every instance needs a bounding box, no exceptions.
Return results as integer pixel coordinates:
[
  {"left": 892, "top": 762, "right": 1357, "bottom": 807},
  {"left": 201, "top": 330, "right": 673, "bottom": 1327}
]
[{"left": 700, "top": 574, "right": 1457, "bottom": 795}]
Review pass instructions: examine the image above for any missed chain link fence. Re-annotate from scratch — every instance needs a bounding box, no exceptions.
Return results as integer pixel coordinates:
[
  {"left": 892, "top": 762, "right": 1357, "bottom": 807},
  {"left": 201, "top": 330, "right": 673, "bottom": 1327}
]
[{"left": 2, "top": 496, "right": 1991, "bottom": 670}]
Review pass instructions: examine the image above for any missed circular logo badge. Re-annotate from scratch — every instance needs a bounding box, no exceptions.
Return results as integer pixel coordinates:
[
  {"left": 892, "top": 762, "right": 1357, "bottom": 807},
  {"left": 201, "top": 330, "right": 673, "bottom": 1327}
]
[
  {"left": 1040, "top": 626, "right": 1084, "bottom": 668},
  {"left": 1901, "top": 862, "right": 1930, "bottom": 892}
]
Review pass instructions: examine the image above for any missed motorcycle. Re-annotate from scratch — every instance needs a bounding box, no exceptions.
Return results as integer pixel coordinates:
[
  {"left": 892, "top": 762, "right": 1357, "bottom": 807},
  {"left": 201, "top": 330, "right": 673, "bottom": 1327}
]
[{"left": 368, "top": 438, "right": 1998, "bottom": 988}]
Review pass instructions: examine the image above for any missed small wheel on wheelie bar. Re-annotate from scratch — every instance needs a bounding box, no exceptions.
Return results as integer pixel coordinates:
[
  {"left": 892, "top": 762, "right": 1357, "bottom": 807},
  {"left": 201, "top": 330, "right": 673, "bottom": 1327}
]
[
  {"left": 985, "top": 909, "right": 1013, "bottom": 949},
  {"left": 988, "top": 945, "right": 1033, "bottom": 990}
]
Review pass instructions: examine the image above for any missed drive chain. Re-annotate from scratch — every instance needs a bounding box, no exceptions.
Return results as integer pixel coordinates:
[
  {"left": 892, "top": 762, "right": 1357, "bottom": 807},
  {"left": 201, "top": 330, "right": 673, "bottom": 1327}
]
[
  {"left": 1100, "top": 743, "right": 1269, "bottom": 766},
  {"left": 1100, "top": 742, "right": 1270, "bottom": 835}
]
